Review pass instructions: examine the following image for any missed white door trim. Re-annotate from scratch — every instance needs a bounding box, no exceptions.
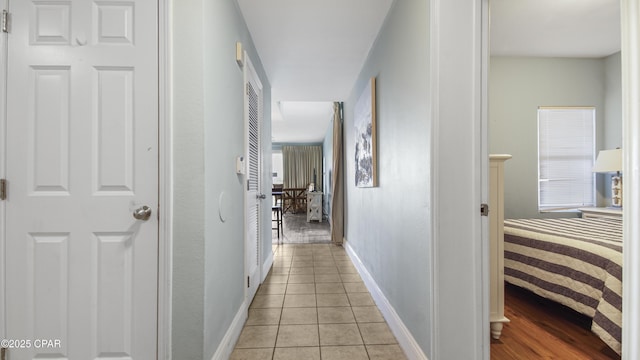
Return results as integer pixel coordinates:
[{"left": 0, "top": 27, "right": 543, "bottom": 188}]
[
  {"left": 621, "top": 1, "right": 640, "bottom": 358},
  {"left": 480, "top": 0, "right": 491, "bottom": 358},
  {"left": 428, "top": 0, "right": 440, "bottom": 353},
  {"left": 0, "top": 0, "right": 7, "bottom": 344},
  {"left": 158, "top": 0, "right": 172, "bottom": 358},
  {"left": 430, "top": 0, "right": 485, "bottom": 358}
]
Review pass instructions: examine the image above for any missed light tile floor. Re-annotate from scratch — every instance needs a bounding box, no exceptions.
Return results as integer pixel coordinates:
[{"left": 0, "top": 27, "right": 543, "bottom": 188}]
[{"left": 230, "top": 243, "right": 408, "bottom": 360}]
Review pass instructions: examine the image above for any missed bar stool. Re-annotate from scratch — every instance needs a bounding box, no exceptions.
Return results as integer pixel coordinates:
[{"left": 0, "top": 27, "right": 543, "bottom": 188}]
[{"left": 272, "top": 205, "right": 283, "bottom": 242}]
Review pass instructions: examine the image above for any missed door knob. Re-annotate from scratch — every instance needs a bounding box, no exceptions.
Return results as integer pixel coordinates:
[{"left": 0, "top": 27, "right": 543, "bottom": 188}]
[
  {"left": 133, "top": 205, "right": 152, "bottom": 221},
  {"left": 257, "top": 194, "right": 267, "bottom": 200}
]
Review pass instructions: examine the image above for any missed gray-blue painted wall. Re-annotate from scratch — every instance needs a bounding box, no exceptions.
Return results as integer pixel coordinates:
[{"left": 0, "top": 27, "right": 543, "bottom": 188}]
[
  {"left": 489, "top": 55, "right": 621, "bottom": 219},
  {"left": 344, "top": 0, "right": 432, "bottom": 356},
  {"left": 172, "top": 1, "right": 205, "bottom": 358},
  {"left": 172, "top": 1, "right": 272, "bottom": 358}
]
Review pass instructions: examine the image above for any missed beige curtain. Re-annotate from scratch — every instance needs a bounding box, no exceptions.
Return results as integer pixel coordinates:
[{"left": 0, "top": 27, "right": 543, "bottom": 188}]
[
  {"left": 282, "top": 145, "right": 322, "bottom": 190},
  {"left": 330, "top": 102, "right": 344, "bottom": 245}
]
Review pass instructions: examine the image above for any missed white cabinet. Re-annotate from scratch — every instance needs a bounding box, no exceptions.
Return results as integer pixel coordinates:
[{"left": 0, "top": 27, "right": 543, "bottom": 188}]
[
  {"left": 489, "top": 154, "right": 511, "bottom": 339},
  {"left": 307, "top": 192, "right": 323, "bottom": 222},
  {"left": 579, "top": 207, "right": 622, "bottom": 219}
]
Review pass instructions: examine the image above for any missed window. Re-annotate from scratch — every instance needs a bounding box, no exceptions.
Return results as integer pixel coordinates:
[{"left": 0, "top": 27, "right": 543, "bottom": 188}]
[
  {"left": 538, "top": 107, "right": 596, "bottom": 211},
  {"left": 272, "top": 151, "right": 283, "bottom": 185}
]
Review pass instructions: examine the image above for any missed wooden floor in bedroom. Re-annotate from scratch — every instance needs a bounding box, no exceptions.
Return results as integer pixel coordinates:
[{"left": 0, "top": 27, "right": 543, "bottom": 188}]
[{"left": 491, "top": 284, "right": 621, "bottom": 360}]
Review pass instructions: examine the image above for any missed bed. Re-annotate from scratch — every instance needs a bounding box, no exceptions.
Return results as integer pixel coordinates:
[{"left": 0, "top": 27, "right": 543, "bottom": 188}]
[{"left": 503, "top": 217, "right": 622, "bottom": 355}]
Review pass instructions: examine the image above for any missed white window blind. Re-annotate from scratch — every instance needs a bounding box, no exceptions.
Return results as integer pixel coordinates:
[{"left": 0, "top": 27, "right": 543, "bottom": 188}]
[{"left": 538, "top": 107, "right": 595, "bottom": 211}]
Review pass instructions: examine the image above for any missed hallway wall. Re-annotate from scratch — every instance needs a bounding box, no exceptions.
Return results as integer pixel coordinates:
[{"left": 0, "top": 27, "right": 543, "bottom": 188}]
[
  {"left": 344, "top": 0, "right": 432, "bottom": 356},
  {"left": 172, "top": 0, "right": 272, "bottom": 358},
  {"left": 172, "top": 0, "right": 205, "bottom": 358}
]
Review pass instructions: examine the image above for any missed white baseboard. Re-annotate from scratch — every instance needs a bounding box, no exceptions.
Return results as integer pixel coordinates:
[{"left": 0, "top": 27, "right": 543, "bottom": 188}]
[
  {"left": 210, "top": 300, "right": 248, "bottom": 360},
  {"left": 262, "top": 250, "right": 274, "bottom": 282},
  {"left": 344, "top": 242, "right": 429, "bottom": 360}
]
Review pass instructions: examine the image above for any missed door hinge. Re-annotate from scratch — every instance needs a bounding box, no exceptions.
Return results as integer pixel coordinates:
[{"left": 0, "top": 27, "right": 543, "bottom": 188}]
[
  {"left": 247, "top": 276, "right": 250, "bottom": 288},
  {"left": 480, "top": 203, "right": 489, "bottom": 216},
  {"left": 0, "top": 179, "right": 6, "bottom": 200},
  {"left": 2, "top": 10, "right": 9, "bottom": 33}
]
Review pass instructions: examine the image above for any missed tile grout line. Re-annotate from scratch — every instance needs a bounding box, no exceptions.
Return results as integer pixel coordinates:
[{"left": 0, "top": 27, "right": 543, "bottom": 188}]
[{"left": 270, "top": 254, "right": 288, "bottom": 360}]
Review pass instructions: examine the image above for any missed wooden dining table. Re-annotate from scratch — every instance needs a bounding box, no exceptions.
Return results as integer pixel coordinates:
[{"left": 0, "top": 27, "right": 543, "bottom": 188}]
[{"left": 280, "top": 188, "right": 307, "bottom": 214}]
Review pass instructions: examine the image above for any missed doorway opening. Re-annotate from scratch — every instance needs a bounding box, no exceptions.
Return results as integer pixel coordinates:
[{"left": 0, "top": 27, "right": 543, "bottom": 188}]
[
  {"left": 487, "top": 0, "right": 623, "bottom": 358},
  {"left": 270, "top": 101, "right": 335, "bottom": 245}
]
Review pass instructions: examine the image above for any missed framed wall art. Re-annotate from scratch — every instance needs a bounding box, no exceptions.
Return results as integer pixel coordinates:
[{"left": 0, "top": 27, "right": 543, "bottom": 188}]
[{"left": 354, "top": 77, "right": 377, "bottom": 187}]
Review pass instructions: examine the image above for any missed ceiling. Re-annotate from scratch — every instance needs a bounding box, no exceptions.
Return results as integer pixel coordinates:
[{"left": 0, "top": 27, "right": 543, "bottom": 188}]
[
  {"left": 237, "top": 0, "right": 621, "bottom": 144},
  {"left": 237, "top": 0, "right": 394, "bottom": 144},
  {"left": 490, "top": 0, "right": 620, "bottom": 58}
]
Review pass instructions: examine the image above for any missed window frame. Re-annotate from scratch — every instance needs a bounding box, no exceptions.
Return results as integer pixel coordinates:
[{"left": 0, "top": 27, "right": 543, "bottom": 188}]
[{"left": 537, "top": 106, "right": 597, "bottom": 212}]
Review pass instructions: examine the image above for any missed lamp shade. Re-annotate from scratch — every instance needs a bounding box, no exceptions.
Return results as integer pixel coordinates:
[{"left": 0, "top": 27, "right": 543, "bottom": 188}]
[{"left": 592, "top": 148, "right": 622, "bottom": 173}]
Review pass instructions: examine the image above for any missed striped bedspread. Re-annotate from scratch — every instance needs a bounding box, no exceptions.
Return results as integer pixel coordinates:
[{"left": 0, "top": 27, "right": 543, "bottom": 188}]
[{"left": 503, "top": 217, "right": 622, "bottom": 355}]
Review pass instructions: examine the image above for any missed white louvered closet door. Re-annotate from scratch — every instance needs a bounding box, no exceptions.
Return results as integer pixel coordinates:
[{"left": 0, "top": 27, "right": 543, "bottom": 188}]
[{"left": 244, "top": 52, "right": 263, "bottom": 302}]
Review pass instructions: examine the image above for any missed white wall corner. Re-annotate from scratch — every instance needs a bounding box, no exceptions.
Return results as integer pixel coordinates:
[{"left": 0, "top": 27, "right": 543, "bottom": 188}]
[
  {"left": 344, "top": 242, "right": 429, "bottom": 360},
  {"left": 209, "top": 301, "right": 248, "bottom": 360}
]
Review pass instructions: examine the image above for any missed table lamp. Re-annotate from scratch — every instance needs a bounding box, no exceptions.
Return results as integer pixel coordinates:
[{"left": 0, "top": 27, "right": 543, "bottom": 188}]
[{"left": 592, "top": 148, "right": 622, "bottom": 207}]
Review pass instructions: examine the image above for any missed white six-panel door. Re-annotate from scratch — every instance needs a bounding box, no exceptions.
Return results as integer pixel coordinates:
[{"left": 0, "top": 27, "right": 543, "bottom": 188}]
[{"left": 3, "top": 0, "right": 158, "bottom": 359}]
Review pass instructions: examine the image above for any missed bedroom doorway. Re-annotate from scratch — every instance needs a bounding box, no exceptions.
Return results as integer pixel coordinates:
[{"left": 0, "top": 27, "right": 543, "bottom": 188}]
[{"left": 485, "top": 0, "right": 637, "bottom": 358}]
